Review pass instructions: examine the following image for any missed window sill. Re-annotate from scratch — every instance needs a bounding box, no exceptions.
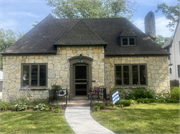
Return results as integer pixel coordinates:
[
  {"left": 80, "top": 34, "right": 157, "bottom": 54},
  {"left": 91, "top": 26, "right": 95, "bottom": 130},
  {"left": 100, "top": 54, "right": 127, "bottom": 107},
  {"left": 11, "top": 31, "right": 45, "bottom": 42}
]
[
  {"left": 115, "top": 85, "right": 148, "bottom": 88},
  {"left": 20, "top": 87, "right": 49, "bottom": 90}
]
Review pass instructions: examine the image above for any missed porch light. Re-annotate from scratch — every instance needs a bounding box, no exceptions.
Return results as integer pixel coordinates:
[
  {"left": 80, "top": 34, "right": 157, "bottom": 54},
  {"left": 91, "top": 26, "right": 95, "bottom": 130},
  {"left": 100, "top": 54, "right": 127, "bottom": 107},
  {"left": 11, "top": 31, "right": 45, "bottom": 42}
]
[{"left": 79, "top": 54, "right": 83, "bottom": 62}]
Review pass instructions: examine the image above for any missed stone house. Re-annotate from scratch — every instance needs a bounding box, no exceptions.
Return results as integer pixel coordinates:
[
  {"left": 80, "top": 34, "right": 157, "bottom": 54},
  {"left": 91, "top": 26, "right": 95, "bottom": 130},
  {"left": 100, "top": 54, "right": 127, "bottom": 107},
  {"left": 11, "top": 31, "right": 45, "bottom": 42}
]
[
  {"left": 1, "top": 11, "right": 170, "bottom": 101},
  {"left": 162, "top": 21, "right": 180, "bottom": 84}
]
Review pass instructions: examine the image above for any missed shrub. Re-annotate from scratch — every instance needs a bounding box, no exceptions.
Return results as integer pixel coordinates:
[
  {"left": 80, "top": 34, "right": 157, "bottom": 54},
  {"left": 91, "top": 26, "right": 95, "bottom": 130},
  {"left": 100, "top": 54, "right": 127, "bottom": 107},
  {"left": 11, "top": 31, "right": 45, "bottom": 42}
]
[
  {"left": 1, "top": 102, "right": 9, "bottom": 111},
  {"left": 115, "top": 100, "right": 131, "bottom": 106},
  {"left": 111, "top": 87, "right": 156, "bottom": 100},
  {"left": 171, "top": 87, "right": 179, "bottom": 100},
  {"left": 97, "top": 103, "right": 106, "bottom": 109},
  {"left": 144, "top": 99, "right": 151, "bottom": 103},
  {"left": 137, "top": 98, "right": 144, "bottom": 103},
  {"left": 31, "top": 98, "right": 49, "bottom": 105},
  {"left": 147, "top": 98, "right": 156, "bottom": 103},
  {"left": 137, "top": 98, "right": 156, "bottom": 103},
  {"left": 158, "top": 98, "right": 166, "bottom": 103},
  {"left": 115, "top": 100, "right": 121, "bottom": 105},
  {"left": 34, "top": 103, "right": 46, "bottom": 111},
  {"left": 109, "top": 106, "right": 112, "bottom": 110},
  {"left": 130, "top": 100, "right": 137, "bottom": 104},
  {"left": 45, "top": 107, "right": 50, "bottom": 111},
  {"left": 93, "top": 105, "right": 100, "bottom": 111},
  {"left": 55, "top": 105, "right": 60, "bottom": 108},
  {"left": 165, "top": 98, "right": 179, "bottom": 103},
  {"left": 118, "top": 104, "right": 124, "bottom": 108},
  {"left": 54, "top": 108, "right": 61, "bottom": 113},
  {"left": 129, "top": 88, "right": 156, "bottom": 99},
  {"left": 15, "top": 102, "right": 28, "bottom": 111}
]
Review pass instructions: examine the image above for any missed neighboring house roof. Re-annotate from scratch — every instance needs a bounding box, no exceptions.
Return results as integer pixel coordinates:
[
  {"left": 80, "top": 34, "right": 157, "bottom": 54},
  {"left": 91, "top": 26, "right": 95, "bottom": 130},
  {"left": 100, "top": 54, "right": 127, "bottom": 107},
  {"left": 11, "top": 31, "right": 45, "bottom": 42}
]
[
  {"left": 162, "top": 21, "right": 179, "bottom": 49},
  {"left": 162, "top": 36, "right": 173, "bottom": 49},
  {"left": 1, "top": 14, "right": 169, "bottom": 56}
]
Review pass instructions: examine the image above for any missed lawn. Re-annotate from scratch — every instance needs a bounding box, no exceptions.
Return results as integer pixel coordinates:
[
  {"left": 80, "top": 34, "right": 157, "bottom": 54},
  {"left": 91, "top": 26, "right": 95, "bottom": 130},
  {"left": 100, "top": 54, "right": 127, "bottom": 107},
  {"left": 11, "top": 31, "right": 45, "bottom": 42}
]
[
  {"left": 91, "top": 103, "right": 180, "bottom": 133},
  {"left": 1, "top": 111, "right": 75, "bottom": 134}
]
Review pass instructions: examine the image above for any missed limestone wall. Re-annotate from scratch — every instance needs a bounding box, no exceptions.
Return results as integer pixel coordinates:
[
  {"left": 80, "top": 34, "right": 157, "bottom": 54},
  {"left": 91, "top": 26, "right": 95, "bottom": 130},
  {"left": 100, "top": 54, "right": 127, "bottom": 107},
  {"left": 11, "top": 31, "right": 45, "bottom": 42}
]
[
  {"left": 2, "top": 46, "right": 104, "bottom": 101},
  {"left": 105, "top": 56, "right": 170, "bottom": 93}
]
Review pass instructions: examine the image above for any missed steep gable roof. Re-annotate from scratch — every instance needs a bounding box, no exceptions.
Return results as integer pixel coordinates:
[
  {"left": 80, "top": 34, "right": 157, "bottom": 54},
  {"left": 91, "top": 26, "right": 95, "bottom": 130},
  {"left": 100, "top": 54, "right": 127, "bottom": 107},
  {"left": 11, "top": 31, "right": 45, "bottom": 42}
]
[
  {"left": 1, "top": 14, "right": 169, "bottom": 56},
  {"left": 54, "top": 20, "right": 107, "bottom": 46},
  {"left": 120, "top": 28, "right": 136, "bottom": 37}
]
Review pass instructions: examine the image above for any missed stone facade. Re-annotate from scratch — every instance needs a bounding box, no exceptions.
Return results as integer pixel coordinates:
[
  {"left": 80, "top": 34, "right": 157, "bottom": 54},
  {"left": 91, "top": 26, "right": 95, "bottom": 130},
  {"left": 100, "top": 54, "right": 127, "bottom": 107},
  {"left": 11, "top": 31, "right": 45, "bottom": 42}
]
[
  {"left": 2, "top": 46, "right": 170, "bottom": 101},
  {"left": 105, "top": 56, "right": 170, "bottom": 93},
  {"left": 2, "top": 46, "right": 105, "bottom": 101}
]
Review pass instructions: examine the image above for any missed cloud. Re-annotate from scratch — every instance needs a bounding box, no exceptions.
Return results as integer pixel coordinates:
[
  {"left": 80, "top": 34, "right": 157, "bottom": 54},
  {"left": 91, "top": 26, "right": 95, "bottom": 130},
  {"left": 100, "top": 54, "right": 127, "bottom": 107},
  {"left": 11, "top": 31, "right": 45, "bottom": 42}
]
[
  {"left": 137, "top": 0, "right": 178, "bottom": 7},
  {"left": 133, "top": 16, "right": 174, "bottom": 37},
  {"left": 0, "top": 18, "right": 18, "bottom": 31},
  {"left": 8, "top": 11, "right": 39, "bottom": 18}
]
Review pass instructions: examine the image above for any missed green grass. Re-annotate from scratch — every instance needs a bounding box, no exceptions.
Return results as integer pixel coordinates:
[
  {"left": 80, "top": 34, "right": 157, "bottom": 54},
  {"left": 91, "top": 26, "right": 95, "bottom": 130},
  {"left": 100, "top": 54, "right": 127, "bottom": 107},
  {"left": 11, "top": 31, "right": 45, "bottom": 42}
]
[
  {"left": 91, "top": 103, "right": 180, "bottom": 133},
  {"left": 1, "top": 111, "right": 75, "bottom": 133}
]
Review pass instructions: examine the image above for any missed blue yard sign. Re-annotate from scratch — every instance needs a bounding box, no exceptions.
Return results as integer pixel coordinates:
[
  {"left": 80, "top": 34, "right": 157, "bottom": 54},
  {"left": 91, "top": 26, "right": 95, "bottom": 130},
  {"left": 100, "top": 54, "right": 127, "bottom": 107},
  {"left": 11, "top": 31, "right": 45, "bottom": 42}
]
[{"left": 112, "top": 91, "right": 120, "bottom": 104}]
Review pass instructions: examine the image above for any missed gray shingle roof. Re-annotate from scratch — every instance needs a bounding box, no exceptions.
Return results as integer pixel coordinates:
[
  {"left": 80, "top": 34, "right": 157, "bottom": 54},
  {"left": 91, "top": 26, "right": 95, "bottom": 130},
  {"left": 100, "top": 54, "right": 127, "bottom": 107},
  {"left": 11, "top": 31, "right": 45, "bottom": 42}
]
[
  {"left": 161, "top": 36, "right": 173, "bottom": 49},
  {"left": 1, "top": 14, "right": 169, "bottom": 56},
  {"left": 120, "top": 28, "right": 136, "bottom": 37},
  {"left": 54, "top": 20, "right": 107, "bottom": 46}
]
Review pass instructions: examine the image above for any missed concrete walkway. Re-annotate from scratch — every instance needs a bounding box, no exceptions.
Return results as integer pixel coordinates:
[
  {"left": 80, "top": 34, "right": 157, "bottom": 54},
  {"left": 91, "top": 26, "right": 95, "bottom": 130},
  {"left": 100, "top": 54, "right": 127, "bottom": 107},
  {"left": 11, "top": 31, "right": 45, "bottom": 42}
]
[{"left": 65, "top": 107, "right": 115, "bottom": 134}]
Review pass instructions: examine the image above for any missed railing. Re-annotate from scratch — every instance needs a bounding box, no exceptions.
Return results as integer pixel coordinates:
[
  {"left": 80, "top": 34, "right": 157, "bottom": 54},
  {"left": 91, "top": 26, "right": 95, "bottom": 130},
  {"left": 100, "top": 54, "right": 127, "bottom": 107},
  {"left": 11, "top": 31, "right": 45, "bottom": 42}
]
[
  {"left": 49, "top": 86, "right": 69, "bottom": 105},
  {"left": 89, "top": 87, "right": 107, "bottom": 105},
  {"left": 170, "top": 80, "right": 179, "bottom": 87}
]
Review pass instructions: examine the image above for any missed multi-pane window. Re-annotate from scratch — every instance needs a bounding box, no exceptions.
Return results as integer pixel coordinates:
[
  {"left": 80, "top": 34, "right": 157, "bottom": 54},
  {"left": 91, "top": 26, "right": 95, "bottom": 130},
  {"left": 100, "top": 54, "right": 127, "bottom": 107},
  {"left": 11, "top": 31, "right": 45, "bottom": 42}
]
[
  {"left": 22, "top": 64, "right": 47, "bottom": 87},
  {"left": 115, "top": 64, "right": 147, "bottom": 86},
  {"left": 121, "top": 37, "right": 136, "bottom": 46}
]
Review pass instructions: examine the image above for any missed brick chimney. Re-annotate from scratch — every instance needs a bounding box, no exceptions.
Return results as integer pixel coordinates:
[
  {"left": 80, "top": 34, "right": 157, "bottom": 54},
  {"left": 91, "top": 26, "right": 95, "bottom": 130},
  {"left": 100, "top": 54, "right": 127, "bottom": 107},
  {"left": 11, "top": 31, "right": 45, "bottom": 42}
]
[{"left": 144, "top": 11, "right": 156, "bottom": 41}]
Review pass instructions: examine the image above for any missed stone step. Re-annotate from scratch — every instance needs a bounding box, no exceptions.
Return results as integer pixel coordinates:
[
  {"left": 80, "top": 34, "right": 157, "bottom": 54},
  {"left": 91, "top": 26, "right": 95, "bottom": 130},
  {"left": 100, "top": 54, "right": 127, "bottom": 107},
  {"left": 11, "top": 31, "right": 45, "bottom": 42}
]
[{"left": 72, "top": 96, "right": 88, "bottom": 100}]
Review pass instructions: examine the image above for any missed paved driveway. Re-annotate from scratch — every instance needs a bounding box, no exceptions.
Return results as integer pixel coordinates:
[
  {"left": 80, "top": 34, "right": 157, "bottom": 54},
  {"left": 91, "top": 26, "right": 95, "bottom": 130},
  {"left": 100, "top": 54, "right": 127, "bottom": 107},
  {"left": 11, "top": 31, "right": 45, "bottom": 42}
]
[{"left": 65, "top": 107, "right": 115, "bottom": 134}]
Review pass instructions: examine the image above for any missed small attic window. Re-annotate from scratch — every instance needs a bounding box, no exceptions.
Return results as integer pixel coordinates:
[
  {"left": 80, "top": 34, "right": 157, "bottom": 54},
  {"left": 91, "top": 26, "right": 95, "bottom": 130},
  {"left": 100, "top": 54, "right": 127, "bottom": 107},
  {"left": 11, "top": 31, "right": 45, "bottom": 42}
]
[{"left": 121, "top": 37, "right": 136, "bottom": 46}]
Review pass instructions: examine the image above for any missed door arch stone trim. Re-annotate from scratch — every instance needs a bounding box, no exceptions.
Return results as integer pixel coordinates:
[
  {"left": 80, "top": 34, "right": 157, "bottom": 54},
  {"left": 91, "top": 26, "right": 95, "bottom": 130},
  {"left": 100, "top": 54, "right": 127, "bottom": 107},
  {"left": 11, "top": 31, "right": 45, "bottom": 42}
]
[{"left": 68, "top": 55, "right": 93, "bottom": 99}]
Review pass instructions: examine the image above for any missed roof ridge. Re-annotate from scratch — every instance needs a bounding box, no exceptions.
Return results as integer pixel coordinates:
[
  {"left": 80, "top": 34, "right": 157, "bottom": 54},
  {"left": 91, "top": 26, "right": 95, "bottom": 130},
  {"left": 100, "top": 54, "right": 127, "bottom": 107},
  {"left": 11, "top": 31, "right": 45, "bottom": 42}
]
[
  {"left": 54, "top": 17, "right": 127, "bottom": 20},
  {"left": 80, "top": 20, "right": 106, "bottom": 42},
  {"left": 54, "top": 20, "right": 81, "bottom": 43}
]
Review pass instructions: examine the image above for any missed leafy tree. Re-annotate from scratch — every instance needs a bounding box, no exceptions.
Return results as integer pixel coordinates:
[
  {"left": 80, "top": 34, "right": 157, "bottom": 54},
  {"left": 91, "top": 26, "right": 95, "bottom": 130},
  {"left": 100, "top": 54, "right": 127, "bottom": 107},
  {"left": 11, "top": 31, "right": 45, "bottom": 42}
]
[
  {"left": 32, "top": 21, "right": 40, "bottom": 27},
  {"left": 156, "top": 35, "right": 170, "bottom": 46},
  {"left": 45, "top": 0, "right": 137, "bottom": 20},
  {"left": 0, "top": 29, "right": 24, "bottom": 69},
  {"left": 155, "top": 0, "right": 180, "bottom": 31}
]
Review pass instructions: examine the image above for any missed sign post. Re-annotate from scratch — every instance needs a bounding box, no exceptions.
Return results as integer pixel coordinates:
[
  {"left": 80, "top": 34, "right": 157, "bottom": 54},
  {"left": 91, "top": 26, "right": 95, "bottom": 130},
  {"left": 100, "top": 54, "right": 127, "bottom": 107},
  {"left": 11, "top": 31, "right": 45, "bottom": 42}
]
[{"left": 112, "top": 91, "right": 120, "bottom": 104}]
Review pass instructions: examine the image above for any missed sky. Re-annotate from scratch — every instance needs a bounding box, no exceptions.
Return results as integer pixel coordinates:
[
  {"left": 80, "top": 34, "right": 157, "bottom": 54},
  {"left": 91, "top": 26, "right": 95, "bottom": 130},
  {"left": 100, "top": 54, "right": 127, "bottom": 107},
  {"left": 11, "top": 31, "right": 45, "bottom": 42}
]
[{"left": 0, "top": 0, "right": 178, "bottom": 37}]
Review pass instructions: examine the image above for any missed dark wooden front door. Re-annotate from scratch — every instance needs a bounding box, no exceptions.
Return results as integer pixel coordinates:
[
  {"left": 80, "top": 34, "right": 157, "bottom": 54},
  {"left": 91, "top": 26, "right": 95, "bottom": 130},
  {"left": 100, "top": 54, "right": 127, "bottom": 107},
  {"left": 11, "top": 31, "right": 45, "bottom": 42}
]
[{"left": 74, "top": 64, "right": 88, "bottom": 96}]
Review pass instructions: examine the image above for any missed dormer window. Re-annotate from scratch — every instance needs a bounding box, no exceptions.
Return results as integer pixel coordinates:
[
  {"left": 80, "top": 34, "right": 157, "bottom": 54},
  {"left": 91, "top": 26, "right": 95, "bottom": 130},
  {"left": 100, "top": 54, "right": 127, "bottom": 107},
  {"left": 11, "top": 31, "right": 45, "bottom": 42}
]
[{"left": 121, "top": 37, "right": 136, "bottom": 46}]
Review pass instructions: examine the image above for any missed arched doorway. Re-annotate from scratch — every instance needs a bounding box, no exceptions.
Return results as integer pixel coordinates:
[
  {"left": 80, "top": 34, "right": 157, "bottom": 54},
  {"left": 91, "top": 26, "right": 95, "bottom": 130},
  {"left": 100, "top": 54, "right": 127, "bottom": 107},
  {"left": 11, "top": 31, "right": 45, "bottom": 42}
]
[{"left": 68, "top": 55, "right": 93, "bottom": 100}]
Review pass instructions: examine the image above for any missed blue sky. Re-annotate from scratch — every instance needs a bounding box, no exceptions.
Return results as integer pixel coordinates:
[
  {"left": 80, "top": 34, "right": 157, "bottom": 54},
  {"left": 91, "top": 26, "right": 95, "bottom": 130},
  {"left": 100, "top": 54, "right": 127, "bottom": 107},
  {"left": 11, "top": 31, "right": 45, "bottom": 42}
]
[{"left": 0, "top": 0, "right": 178, "bottom": 37}]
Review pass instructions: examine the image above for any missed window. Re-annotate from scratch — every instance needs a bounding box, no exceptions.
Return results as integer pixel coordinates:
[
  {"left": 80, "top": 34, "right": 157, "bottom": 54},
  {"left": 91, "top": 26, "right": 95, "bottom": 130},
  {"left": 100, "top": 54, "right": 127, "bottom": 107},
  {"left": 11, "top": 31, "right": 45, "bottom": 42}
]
[
  {"left": 115, "top": 64, "right": 147, "bottom": 86},
  {"left": 22, "top": 64, "right": 47, "bottom": 87},
  {"left": 121, "top": 37, "right": 136, "bottom": 46},
  {"left": 178, "top": 65, "right": 180, "bottom": 78},
  {"left": 170, "top": 68, "right": 172, "bottom": 74}
]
